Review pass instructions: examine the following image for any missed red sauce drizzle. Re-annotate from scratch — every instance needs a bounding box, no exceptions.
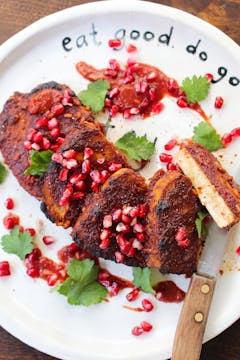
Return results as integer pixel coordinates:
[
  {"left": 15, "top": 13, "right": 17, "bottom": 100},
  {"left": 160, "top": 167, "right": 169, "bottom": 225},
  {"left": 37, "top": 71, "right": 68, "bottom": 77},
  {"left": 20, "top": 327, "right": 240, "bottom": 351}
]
[
  {"left": 76, "top": 60, "right": 208, "bottom": 120},
  {"left": 123, "top": 305, "right": 144, "bottom": 312},
  {"left": 154, "top": 280, "right": 185, "bottom": 303}
]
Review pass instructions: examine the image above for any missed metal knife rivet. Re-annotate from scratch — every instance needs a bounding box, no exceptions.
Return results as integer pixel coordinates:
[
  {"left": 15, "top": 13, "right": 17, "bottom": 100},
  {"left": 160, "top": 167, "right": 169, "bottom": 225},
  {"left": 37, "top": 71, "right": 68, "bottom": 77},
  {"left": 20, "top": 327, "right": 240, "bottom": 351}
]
[
  {"left": 194, "top": 312, "right": 204, "bottom": 323},
  {"left": 201, "top": 284, "right": 210, "bottom": 294}
]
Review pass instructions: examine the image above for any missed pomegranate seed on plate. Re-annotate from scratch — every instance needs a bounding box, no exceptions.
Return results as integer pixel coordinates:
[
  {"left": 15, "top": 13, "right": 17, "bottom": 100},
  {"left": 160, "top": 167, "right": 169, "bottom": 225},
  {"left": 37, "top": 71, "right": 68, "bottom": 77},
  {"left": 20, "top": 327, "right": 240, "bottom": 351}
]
[
  {"left": 51, "top": 103, "right": 64, "bottom": 116},
  {"left": 0, "top": 261, "right": 11, "bottom": 276},
  {"left": 3, "top": 214, "right": 19, "bottom": 230},
  {"left": 48, "top": 117, "right": 58, "bottom": 130},
  {"left": 177, "top": 96, "right": 188, "bottom": 108},
  {"left": 48, "top": 274, "right": 58, "bottom": 286},
  {"left": 82, "top": 159, "right": 91, "bottom": 174},
  {"left": 214, "top": 96, "right": 224, "bottom": 109},
  {"left": 159, "top": 153, "right": 173, "bottom": 163},
  {"left": 126, "top": 43, "right": 137, "bottom": 53},
  {"left": 132, "top": 326, "right": 144, "bottom": 336},
  {"left": 123, "top": 109, "right": 131, "bottom": 119},
  {"left": 99, "top": 238, "right": 110, "bottom": 250},
  {"left": 109, "top": 282, "right": 120, "bottom": 296},
  {"left": 205, "top": 73, "right": 213, "bottom": 82},
  {"left": 164, "top": 138, "right": 177, "bottom": 151},
  {"left": 103, "top": 215, "right": 113, "bottom": 228},
  {"left": 222, "top": 133, "right": 232, "bottom": 146},
  {"left": 142, "top": 298, "right": 154, "bottom": 312},
  {"left": 129, "top": 107, "right": 140, "bottom": 115},
  {"left": 4, "top": 198, "right": 14, "bottom": 210},
  {"left": 126, "top": 288, "right": 140, "bottom": 302},
  {"left": 26, "top": 267, "right": 39, "bottom": 278},
  {"left": 230, "top": 127, "right": 240, "bottom": 137},
  {"left": 236, "top": 246, "right": 240, "bottom": 256},
  {"left": 167, "top": 162, "right": 177, "bottom": 171},
  {"left": 141, "top": 321, "right": 153, "bottom": 332},
  {"left": 109, "top": 59, "right": 120, "bottom": 71},
  {"left": 42, "top": 235, "right": 55, "bottom": 245},
  {"left": 25, "top": 228, "right": 36, "bottom": 237},
  {"left": 62, "top": 149, "right": 77, "bottom": 159},
  {"left": 152, "top": 102, "right": 164, "bottom": 114},
  {"left": 108, "top": 38, "right": 122, "bottom": 48}
]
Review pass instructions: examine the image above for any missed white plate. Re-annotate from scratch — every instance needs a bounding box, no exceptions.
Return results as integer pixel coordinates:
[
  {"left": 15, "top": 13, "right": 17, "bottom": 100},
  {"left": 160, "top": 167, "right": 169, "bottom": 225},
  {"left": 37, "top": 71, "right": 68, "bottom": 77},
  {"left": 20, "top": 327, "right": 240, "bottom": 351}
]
[{"left": 0, "top": 1, "right": 240, "bottom": 359}]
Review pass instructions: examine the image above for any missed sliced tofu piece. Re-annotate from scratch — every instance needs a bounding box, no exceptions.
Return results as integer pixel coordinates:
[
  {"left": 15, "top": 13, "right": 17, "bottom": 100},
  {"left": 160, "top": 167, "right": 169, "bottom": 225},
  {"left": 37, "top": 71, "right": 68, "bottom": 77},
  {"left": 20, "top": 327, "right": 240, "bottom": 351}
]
[{"left": 177, "top": 141, "right": 240, "bottom": 229}]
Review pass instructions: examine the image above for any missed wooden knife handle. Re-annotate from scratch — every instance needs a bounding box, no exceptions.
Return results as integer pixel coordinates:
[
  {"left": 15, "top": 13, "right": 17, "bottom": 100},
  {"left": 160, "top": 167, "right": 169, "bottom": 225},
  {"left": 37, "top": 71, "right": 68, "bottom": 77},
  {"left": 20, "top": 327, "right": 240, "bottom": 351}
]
[{"left": 171, "top": 273, "right": 216, "bottom": 360}]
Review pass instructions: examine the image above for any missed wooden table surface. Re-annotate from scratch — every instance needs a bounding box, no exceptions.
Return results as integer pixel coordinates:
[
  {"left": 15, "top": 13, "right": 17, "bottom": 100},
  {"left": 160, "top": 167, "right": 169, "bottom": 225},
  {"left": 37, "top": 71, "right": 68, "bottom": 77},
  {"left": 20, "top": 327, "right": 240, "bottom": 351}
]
[{"left": 0, "top": 0, "right": 239, "bottom": 359}]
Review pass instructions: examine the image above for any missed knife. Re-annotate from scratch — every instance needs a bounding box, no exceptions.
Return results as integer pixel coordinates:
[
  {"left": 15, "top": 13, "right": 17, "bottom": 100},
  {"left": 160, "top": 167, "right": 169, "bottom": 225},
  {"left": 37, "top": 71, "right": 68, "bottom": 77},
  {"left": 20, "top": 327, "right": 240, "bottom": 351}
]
[{"left": 171, "top": 210, "right": 228, "bottom": 360}]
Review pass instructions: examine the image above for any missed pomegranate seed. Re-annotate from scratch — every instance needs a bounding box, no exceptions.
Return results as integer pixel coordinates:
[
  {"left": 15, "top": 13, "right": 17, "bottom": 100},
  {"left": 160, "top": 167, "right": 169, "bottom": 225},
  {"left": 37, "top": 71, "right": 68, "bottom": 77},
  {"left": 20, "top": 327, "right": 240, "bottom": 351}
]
[
  {"left": 69, "top": 172, "right": 86, "bottom": 184},
  {"left": 123, "top": 109, "right": 131, "bottom": 119},
  {"left": 100, "top": 229, "right": 110, "bottom": 241},
  {"left": 105, "top": 98, "right": 111, "bottom": 107},
  {"left": 103, "top": 215, "right": 113, "bottom": 228},
  {"left": 62, "top": 184, "right": 73, "bottom": 198},
  {"left": 138, "top": 204, "right": 148, "bottom": 217},
  {"left": 52, "top": 153, "right": 63, "bottom": 164},
  {"left": 50, "top": 144, "right": 60, "bottom": 152},
  {"left": 178, "top": 238, "right": 190, "bottom": 247},
  {"left": 31, "top": 143, "right": 41, "bottom": 151},
  {"left": 139, "top": 97, "right": 149, "bottom": 110},
  {"left": 177, "top": 96, "right": 188, "bottom": 108},
  {"left": 36, "top": 117, "right": 48, "bottom": 128},
  {"left": 50, "top": 127, "right": 60, "bottom": 138},
  {"left": 109, "top": 59, "right": 120, "bottom": 71},
  {"left": 42, "top": 137, "right": 51, "bottom": 150},
  {"left": 33, "top": 131, "right": 43, "bottom": 144},
  {"left": 82, "top": 159, "right": 91, "bottom": 173},
  {"left": 123, "top": 74, "right": 134, "bottom": 84},
  {"left": 59, "top": 196, "right": 69, "bottom": 206},
  {"left": 122, "top": 214, "right": 131, "bottom": 224},
  {"left": 58, "top": 168, "right": 68, "bottom": 181},
  {"left": 63, "top": 159, "right": 78, "bottom": 170},
  {"left": 142, "top": 298, "right": 154, "bottom": 312},
  {"left": 113, "top": 209, "right": 122, "bottom": 222},
  {"left": 99, "top": 237, "right": 110, "bottom": 249},
  {"left": 3, "top": 214, "right": 19, "bottom": 230},
  {"left": 236, "top": 246, "right": 240, "bottom": 256},
  {"left": 109, "top": 162, "right": 122, "bottom": 172},
  {"left": 27, "top": 248, "right": 41, "bottom": 262},
  {"left": 149, "top": 87, "right": 156, "bottom": 101},
  {"left": 230, "top": 127, "right": 240, "bottom": 137},
  {"left": 108, "top": 38, "right": 122, "bottom": 48},
  {"left": 141, "top": 321, "right": 153, "bottom": 332},
  {"left": 108, "top": 88, "right": 119, "bottom": 99},
  {"left": 175, "top": 227, "right": 187, "bottom": 242},
  {"left": 132, "top": 239, "right": 143, "bottom": 250},
  {"left": 167, "top": 162, "right": 177, "bottom": 171},
  {"left": 84, "top": 147, "right": 94, "bottom": 159},
  {"left": 166, "top": 78, "right": 180, "bottom": 96},
  {"left": 48, "top": 274, "right": 58, "bottom": 286},
  {"left": 91, "top": 181, "right": 99, "bottom": 192},
  {"left": 24, "top": 140, "right": 32, "bottom": 150},
  {"left": 0, "top": 261, "right": 11, "bottom": 276},
  {"left": 129, "top": 107, "right": 140, "bottom": 115},
  {"left": 164, "top": 138, "right": 177, "bottom": 151},
  {"left": 97, "top": 158, "right": 105, "bottom": 164},
  {"left": 27, "top": 267, "right": 39, "bottom": 278},
  {"left": 98, "top": 270, "right": 110, "bottom": 282},
  {"left": 75, "top": 180, "right": 86, "bottom": 191},
  {"left": 25, "top": 228, "right": 36, "bottom": 237},
  {"left": 133, "top": 223, "right": 145, "bottom": 233},
  {"left": 62, "top": 149, "right": 77, "bottom": 159},
  {"left": 62, "top": 89, "right": 72, "bottom": 105},
  {"left": 152, "top": 102, "right": 164, "bottom": 114},
  {"left": 4, "top": 198, "right": 14, "bottom": 210},
  {"left": 90, "top": 170, "right": 101, "bottom": 183},
  {"left": 48, "top": 117, "right": 58, "bottom": 130},
  {"left": 134, "top": 82, "right": 141, "bottom": 94},
  {"left": 159, "top": 153, "right": 173, "bottom": 163},
  {"left": 136, "top": 233, "right": 145, "bottom": 242},
  {"left": 205, "top": 73, "right": 213, "bottom": 82},
  {"left": 56, "top": 137, "right": 65, "bottom": 146},
  {"left": 116, "top": 222, "right": 127, "bottom": 232},
  {"left": 222, "top": 133, "right": 232, "bottom": 147},
  {"left": 132, "top": 326, "right": 144, "bottom": 336},
  {"left": 42, "top": 235, "right": 55, "bottom": 245},
  {"left": 214, "top": 96, "right": 224, "bottom": 109},
  {"left": 104, "top": 69, "right": 118, "bottom": 78},
  {"left": 100, "top": 170, "right": 109, "bottom": 183},
  {"left": 71, "top": 192, "right": 85, "bottom": 200},
  {"left": 140, "top": 81, "right": 149, "bottom": 93},
  {"left": 147, "top": 72, "right": 157, "bottom": 81},
  {"left": 110, "top": 104, "right": 119, "bottom": 117},
  {"left": 109, "top": 282, "right": 120, "bottom": 296},
  {"left": 128, "top": 63, "right": 139, "bottom": 73},
  {"left": 27, "top": 129, "right": 37, "bottom": 141},
  {"left": 51, "top": 103, "right": 64, "bottom": 116},
  {"left": 115, "top": 251, "right": 124, "bottom": 263},
  {"left": 126, "top": 43, "right": 137, "bottom": 53},
  {"left": 126, "top": 288, "right": 140, "bottom": 302},
  {"left": 129, "top": 207, "right": 139, "bottom": 218}
]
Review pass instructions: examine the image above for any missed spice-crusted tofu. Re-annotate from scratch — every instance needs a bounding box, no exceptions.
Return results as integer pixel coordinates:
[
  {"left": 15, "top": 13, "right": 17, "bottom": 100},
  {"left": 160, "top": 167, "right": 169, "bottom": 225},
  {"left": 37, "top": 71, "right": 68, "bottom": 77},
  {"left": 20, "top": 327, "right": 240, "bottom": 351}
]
[
  {"left": 177, "top": 141, "right": 240, "bottom": 229},
  {"left": 0, "top": 82, "right": 93, "bottom": 199},
  {"left": 41, "top": 123, "right": 129, "bottom": 228},
  {"left": 72, "top": 168, "right": 148, "bottom": 267},
  {"left": 144, "top": 170, "right": 202, "bottom": 275}
]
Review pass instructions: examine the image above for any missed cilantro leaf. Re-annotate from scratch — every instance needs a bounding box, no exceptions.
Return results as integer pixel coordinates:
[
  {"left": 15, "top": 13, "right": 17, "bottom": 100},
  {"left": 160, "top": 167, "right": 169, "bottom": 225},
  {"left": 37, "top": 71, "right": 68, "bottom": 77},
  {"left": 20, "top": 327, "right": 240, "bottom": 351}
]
[
  {"left": 132, "top": 267, "right": 156, "bottom": 294},
  {"left": 1, "top": 226, "right": 34, "bottom": 260},
  {"left": 195, "top": 210, "right": 209, "bottom": 238},
  {"left": 0, "top": 162, "right": 7, "bottom": 184},
  {"left": 24, "top": 150, "right": 53, "bottom": 176},
  {"left": 58, "top": 259, "right": 107, "bottom": 306},
  {"left": 78, "top": 80, "right": 110, "bottom": 113},
  {"left": 181, "top": 75, "right": 210, "bottom": 103},
  {"left": 192, "top": 122, "right": 223, "bottom": 152},
  {"left": 115, "top": 131, "right": 155, "bottom": 162}
]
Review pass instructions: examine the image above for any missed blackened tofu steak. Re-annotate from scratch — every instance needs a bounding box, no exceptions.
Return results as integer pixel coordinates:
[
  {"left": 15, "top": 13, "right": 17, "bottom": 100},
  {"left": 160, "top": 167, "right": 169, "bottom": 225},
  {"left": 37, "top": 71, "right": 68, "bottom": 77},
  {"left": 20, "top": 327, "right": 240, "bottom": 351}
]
[
  {"left": 177, "top": 141, "right": 240, "bottom": 229},
  {"left": 0, "top": 82, "right": 93, "bottom": 199},
  {"left": 41, "top": 122, "right": 129, "bottom": 228}
]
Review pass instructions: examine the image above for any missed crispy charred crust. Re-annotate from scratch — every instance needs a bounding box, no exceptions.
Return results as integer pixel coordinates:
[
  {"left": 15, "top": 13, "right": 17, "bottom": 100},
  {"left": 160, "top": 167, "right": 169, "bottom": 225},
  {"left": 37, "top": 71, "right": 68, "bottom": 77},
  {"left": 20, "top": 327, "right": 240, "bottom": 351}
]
[
  {"left": 41, "top": 123, "right": 129, "bottom": 228},
  {"left": 144, "top": 170, "right": 202, "bottom": 275},
  {"left": 177, "top": 142, "right": 240, "bottom": 229},
  {"left": 72, "top": 169, "right": 147, "bottom": 267},
  {"left": 0, "top": 82, "right": 93, "bottom": 199}
]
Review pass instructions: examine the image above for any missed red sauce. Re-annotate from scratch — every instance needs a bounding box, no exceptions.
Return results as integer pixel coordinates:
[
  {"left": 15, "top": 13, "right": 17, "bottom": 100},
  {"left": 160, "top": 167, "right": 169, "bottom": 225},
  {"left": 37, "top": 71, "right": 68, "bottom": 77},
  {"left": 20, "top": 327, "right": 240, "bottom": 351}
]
[
  {"left": 76, "top": 60, "right": 208, "bottom": 121},
  {"left": 57, "top": 242, "right": 96, "bottom": 264},
  {"left": 153, "top": 280, "right": 185, "bottom": 303},
  {"left": 123, "top": 305, "right": 144, "bottom": 312}
]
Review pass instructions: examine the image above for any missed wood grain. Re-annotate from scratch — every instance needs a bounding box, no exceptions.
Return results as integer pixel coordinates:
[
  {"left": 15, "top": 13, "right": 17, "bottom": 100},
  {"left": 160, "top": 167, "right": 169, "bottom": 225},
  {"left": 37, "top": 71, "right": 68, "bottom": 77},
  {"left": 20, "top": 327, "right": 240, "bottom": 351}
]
[{"left": 0, "top": 1, "right": 239, "bottom": 360}]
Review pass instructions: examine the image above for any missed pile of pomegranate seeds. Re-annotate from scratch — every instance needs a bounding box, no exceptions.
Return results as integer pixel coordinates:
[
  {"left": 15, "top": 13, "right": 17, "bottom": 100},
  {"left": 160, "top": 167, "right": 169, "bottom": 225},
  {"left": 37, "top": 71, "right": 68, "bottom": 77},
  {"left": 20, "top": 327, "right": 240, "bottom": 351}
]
[
  {"left": 52, "top": 146, "right": 123, "bottom": 206},
  {"left": 175, "top": 227, "right": 190, "bottom": 247},
  {"left": 98, "top": 204, "right": 148, "bottom": 263},
  {"left": 132, "top": 321, "right": 153, "bottom": 336}
]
